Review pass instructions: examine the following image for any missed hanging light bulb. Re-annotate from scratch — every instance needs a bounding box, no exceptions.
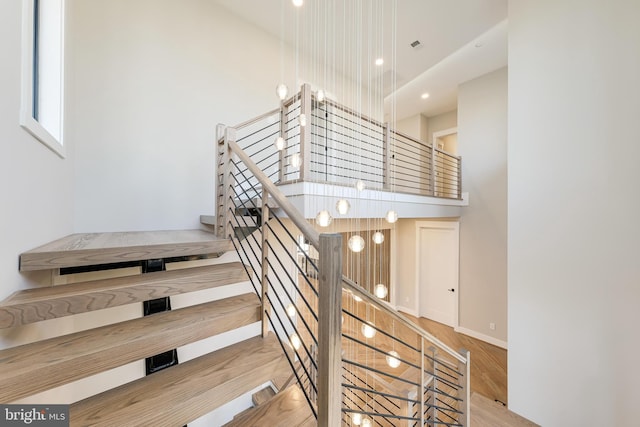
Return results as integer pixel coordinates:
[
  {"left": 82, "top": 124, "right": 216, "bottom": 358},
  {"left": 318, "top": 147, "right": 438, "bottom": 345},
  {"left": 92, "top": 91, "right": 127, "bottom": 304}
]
[
  {"left": 372, "top": 231, "right": 384, "bottom": 244},
  {"left": 299, "top": 113, "right": 307, "bottom": 127},
  {"left": 336, "top": 199, "right": 350, "bottom": 215},
  {"left": 361, "top": 322, "right": 376, "bottom": 339},
  {"left": 374, "top": 283, "right": 388, "bottom": 299},
  {"left": 386, "top": 350, "right": 401, "bottom": 368},
  {"left": 355, "top": 180, "right": 366, "bottom": 191},
  {"left": 286, "top": 303, "right": 296, "bottom": 318},
  {"left": 315, "top": 210, "right": 333, "bottom": 227},
  {"left": 290, "top": 153, "right": 302, "bottom": 168},
  {"left": 348, "top": 235, "right": 365, "bottom": 253},
  {"left": 361, "top": 418, "right": 372, "bottom": 427},
  {"left": 290, "top": 333, "right": 301, "bottom": 350},
  {"left": 316, "top": 89, "right": 325, "bottom": 102},
  {"left": 292, "top": 0, "right": 303, "bottom": 7},
  {"left": 274, "top": 136, "right": 285, "bottom": 151},
  {"left": 276, "top": 83, "right": 288, "bottom": 101},
  {"left": 352, "top": 413, "right": 362, "bottom": 425},
  {"left": 385, "top": 210, "right": 398, "bottom": 223}
]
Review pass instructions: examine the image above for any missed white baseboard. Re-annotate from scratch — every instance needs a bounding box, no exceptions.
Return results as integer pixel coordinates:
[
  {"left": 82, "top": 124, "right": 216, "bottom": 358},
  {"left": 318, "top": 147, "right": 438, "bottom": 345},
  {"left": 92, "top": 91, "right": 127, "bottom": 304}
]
[
  {"left": 395, "top": 305, "right": 418, "bottom": 317},
  {"left": 454, "top": 326, "right": 508, "bottom": 349}
]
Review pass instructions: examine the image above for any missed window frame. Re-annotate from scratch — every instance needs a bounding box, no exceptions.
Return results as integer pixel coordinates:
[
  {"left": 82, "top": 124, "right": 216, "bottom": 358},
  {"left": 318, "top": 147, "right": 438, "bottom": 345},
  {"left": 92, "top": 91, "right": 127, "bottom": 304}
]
[{"left": 20, "top": 0, "right": 66, "bottom": 158}]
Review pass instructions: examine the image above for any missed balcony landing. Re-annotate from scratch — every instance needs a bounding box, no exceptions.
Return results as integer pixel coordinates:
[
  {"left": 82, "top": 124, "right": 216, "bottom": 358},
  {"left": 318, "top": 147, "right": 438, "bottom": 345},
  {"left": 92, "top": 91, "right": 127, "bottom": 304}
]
[{"left": 277, "top": 181, "right": 468, "bottom": 220}]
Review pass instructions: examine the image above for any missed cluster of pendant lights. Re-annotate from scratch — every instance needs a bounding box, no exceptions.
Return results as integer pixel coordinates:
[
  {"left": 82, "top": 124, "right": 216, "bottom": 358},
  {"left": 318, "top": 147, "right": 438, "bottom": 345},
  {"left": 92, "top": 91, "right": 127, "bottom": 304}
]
[{"left": 274, "top": 83, "right": 398, "bottom": 252}]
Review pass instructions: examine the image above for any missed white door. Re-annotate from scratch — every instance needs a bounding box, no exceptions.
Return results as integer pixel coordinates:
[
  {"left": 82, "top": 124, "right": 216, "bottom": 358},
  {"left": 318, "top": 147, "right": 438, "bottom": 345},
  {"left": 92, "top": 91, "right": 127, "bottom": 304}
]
[{"left": 417, "top": 222, "right": 459, "bottom": 327}]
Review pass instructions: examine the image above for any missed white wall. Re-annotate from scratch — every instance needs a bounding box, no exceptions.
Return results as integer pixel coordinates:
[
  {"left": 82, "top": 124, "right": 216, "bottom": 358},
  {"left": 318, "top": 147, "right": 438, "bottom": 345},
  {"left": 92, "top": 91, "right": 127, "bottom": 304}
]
[
  {"left": 395, "top": 114, "right": 424, "bottom": 141},
  {"left": 508, "top": 1, "right": 640, "bottom": 425},
  {"left": 68, "top": 0, "right": 299, "bottom": 232},
  {"left": 426, "top": 110, "right": 457, "bottom": 145},
  {"left": 0, "top": 0, "right": 74, "bottom": 315},
  {"left": 457, "top": 67, "right": 507, "bottom": 345}
]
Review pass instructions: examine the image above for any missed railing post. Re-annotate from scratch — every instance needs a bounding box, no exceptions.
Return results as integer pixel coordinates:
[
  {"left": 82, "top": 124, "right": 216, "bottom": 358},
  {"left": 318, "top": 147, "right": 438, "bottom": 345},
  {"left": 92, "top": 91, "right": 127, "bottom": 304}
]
[
  {"left": 218, "top": 127, "right": 236, "bottom": 240},
  {"left": 383, "top": 124, "right": 391, "bottom": 190},
  {"left": 299, "top": 83, "right": 312, "bottom": 181},
  {"left": 278, "top": 100, "right": 286, "bottom": 184},
  {"left": 317, "top": 233, "right": 343, "bottom": 427},
  {"left": 215, "top": 124, "right": 227, "bottom": 239},
  {"left": 457, "top": 349, "right": 471, "bottom": 427},
  {"left": 428, "top": 346, "right": 438, "bottom": 424},
  {"left": 457, "top": 157, "right": 463, "bottom": 200},
  {"left": 420, "top": 339, "right": 425, "bottom": 426},
  {"left": 431, "top": 143, "right": 437, "bottom": 197},
  {"left": 261, "top": 190, "right": 271, "bottom": 338}
]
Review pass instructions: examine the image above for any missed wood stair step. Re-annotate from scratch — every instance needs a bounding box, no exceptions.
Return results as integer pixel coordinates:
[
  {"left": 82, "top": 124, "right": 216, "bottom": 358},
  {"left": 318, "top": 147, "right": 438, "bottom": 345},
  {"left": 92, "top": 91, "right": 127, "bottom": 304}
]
[
  {"left": 0, "top": 262, "right": 248, "bottom": 329},
  {"left": 19, "top": 230, "right": 233, "bottom": 271},
  {"left": 0, "top": 293, "right": 260, "bottom": 402},
  {"left": 224, "top": 384, "right": 316, "bottom": 427},
  {"left": 252, "top": 385, "right": 276, "bottom": 406},
  {"left": 70, "top": 334, "right": 288, "bottom": 427}
]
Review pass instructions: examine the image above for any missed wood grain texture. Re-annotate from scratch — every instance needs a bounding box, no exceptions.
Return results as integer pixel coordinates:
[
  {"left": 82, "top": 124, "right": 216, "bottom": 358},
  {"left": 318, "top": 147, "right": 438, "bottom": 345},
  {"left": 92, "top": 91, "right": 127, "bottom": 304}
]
[
  {"left": 252, "top": 386, "right": 276, "bottom": 406},
  {"left": 70, "top": 334, "right": 288, "bottom": 427},
  {"left": 0, "top": 293, "right": 260, "bottom": 403},
  {"left": 0, "top": 262, "right": 248, "bottom": 328},
  {"left": 19, "top": 230, "right": 233, "bottom": 271},
  {"left": 224, "top": 385, "right": 315, "bottom": 427},
  {"left": 471, "top": 393, "right": 539, "bottom": 427}
]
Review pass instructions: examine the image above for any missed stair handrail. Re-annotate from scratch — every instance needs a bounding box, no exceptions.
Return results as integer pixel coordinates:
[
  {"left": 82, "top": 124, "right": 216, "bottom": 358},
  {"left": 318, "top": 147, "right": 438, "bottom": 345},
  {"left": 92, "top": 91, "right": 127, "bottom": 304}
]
[{"left": 228, "top": 137, "right": 464, "bottom": 364}]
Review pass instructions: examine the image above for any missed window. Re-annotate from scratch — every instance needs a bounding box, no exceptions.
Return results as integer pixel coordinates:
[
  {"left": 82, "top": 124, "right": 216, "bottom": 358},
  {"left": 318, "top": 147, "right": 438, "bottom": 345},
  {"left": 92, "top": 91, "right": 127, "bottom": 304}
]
[{"left": 20, "top": 0, "right": 65, "bottom": 158}]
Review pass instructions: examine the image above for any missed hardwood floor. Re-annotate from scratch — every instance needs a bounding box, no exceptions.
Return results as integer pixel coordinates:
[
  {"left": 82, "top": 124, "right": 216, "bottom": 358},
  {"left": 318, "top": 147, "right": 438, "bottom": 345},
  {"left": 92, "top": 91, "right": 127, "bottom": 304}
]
[{"left": 402, "top": 314, "right": 508, "bottom": 406}]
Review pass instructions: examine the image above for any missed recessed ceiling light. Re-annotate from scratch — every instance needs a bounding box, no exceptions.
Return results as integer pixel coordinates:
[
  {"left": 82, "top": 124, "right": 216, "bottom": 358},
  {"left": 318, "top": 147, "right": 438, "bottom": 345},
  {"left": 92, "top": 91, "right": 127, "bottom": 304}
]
[
  {"left": 292, "top": 0, "right": 303, "bottom": 6},
  {"left": 421, "top": 93, "right": 430, "bottom": 99},
  {"left": 375, "top": 58, "right": 384, "bottom": 66}
]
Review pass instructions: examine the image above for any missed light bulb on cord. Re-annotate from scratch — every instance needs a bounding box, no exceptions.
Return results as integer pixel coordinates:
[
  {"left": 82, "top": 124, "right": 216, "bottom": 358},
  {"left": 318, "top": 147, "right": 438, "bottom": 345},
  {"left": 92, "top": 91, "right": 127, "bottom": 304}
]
[
  {"left": 275, "top": 136, "right": 285, "bottom": 151},
  {"left": 276, "top": 84, "right": 288, "bottom": 100},
  {"left": 317, "top": 89, "right": 325, "bottom": 102},
  {"left": 336, "top": 199, "right": 350, "bottom": 215},
  {"left": 299, "top": 113, "right": 307, "bottom": 127},
  {"left": 361, "top": 418, "right": 372, "bottom": 427},
  {"left": 292, "top": 0, "right": 303, "bottom": 6},
  {"left": 355, "top": 180, "right": 366, "bottom": 191},
  {"left": 348, "top": 235, "right": 365, "bottom": 253},
  {"left": 316, "top": 210, "right": 332, "bottom": 227},
  {"left": 286, "top": 303, "right": 296, "bottom": 318},
  {"left": 385, "top": 210, "right": 398, "bottom": 223},
  {"left": 386, "top": 350, "right": 401, "bottom": 368},
  {"left": 290, "top": 333, "right": 301, "bottom": 350},
  {"left": 372, "top": 231, "right": 384, "bottom": 244},
  {"left": 290, "top": 153, "right": 302, "bottom": 168},
  {"left": 374, "top": 284, "right": 388, "bottom": 299},
  {"left": 361, "top": 322, "right": 376, "bottom": 338},
  {"left": 352, "top": 413, "right": 362, "bottom": 425}
]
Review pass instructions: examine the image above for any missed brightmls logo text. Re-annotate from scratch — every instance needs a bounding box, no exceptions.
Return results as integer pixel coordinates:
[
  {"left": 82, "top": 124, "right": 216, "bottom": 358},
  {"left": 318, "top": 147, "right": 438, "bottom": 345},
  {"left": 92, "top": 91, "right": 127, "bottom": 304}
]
[{"left": 0, "top": 405, "right": 68, "bottom": 426}]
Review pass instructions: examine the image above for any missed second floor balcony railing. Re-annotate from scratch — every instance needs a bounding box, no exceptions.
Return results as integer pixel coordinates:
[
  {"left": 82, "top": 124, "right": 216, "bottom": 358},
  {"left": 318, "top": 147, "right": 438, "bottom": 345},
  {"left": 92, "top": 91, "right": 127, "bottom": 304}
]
[{"left": 226, "top": 84, "right": 462, "bottom": 201}]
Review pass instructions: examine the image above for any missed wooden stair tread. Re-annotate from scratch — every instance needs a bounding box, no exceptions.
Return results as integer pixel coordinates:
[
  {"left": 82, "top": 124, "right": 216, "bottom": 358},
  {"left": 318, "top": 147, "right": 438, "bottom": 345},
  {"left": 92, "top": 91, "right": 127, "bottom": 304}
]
[
  {"left": 0, "top": 262, "right": 247, "bottom": 328},
  {"left": 252, "top": 385, "right": 276, "bottom": 406},
  {"left": 224, "top": 385, "right": 315, "bottom": 427},
  {"left": 0, "top": 293, "right": 260, "bottom": 402},
  {"left": 70, "top": 334, "right": 288, "bottom": 427},
  {"left": 19, "top": 229, "right": 233, "bottom": 271}
]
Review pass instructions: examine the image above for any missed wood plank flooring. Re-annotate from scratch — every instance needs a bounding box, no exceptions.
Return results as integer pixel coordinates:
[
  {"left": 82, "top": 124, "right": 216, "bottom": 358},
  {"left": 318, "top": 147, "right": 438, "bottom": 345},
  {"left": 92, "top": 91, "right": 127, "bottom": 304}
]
[{"left": 402, "top": 314, "right": 508, "bottom": 405}]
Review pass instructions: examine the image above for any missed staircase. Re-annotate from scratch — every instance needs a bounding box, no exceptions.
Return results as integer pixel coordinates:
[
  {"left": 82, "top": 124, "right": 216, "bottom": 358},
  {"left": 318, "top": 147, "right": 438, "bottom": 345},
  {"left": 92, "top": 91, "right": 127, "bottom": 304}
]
[{"left": 0, "top": 229, "right": 295, "bottom": 426}]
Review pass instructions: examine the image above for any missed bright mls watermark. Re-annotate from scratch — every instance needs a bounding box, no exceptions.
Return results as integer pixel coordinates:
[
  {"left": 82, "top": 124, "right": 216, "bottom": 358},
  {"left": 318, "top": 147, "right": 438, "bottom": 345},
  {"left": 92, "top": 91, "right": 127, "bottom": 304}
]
[{"left": 0, "top": 405, "right": 68, "bottom": 426}]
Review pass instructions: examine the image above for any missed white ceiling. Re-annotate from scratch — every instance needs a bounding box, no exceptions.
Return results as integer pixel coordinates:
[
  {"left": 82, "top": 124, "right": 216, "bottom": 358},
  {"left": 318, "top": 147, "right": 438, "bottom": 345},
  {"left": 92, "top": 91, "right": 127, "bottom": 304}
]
[{"left": 215, "top": 0, "right": 507, "bottom": 120}]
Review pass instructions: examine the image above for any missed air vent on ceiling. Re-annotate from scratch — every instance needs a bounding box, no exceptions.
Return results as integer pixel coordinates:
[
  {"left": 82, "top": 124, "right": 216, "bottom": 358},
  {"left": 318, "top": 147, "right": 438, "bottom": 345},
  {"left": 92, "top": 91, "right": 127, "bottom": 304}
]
[{"left": 410, "top": 40, "right": 422, "bottom": 49}]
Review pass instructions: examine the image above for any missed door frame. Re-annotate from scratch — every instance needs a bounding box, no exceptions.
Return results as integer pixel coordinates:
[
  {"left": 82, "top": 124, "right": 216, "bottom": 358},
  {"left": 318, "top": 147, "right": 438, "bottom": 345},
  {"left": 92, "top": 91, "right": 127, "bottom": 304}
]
[{"left": 414, "top": 220, "right": 460, "bottom": 328}]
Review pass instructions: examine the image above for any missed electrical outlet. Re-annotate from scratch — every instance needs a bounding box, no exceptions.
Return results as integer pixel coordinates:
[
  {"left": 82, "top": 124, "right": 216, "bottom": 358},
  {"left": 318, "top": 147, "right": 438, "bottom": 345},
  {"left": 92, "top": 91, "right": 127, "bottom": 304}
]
[{"left": 489, "top": 322, "right": 496, "bottom": 330}]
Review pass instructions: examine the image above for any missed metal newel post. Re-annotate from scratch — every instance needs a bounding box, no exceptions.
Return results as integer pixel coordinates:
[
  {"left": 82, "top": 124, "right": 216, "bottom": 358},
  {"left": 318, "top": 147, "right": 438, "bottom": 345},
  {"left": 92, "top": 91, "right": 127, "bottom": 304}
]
[{"left": 317, "top": 233, "right": 343, "bottom": 427}]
